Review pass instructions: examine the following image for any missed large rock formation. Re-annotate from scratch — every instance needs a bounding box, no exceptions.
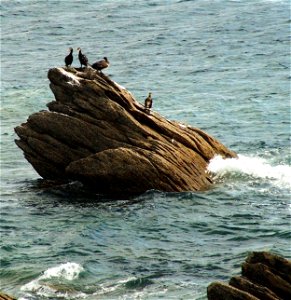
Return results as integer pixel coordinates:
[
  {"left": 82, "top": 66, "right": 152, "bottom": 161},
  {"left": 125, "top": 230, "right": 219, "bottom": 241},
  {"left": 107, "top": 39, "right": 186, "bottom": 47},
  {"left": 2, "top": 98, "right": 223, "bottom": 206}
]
[
  {"left": 208, "top": 251, "right": 291, "bottom": 300},
  {"left": 15, "top": 67, "right": 236, "bottom": 195}
]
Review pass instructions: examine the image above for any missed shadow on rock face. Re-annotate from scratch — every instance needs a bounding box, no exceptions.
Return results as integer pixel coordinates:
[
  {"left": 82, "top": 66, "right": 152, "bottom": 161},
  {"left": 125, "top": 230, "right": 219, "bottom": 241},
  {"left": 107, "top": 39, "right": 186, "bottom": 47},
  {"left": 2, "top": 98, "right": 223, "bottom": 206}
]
[{"left": 15, "top": 67, "right": 236, "bottom": 197}]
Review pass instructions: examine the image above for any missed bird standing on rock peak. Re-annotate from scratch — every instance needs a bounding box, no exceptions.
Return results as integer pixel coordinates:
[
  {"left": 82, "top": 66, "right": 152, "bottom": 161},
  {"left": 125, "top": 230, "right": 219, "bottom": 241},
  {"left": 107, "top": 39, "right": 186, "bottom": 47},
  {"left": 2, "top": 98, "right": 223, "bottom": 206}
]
[
  {"left": 91, "top": 57, "right": 110, "bottom": 72},
  {"left": 77, "top": 47, "right": 88, "bottom": 68},
  {"left": 144, "top": 92, "right": 153, "bottom": 113},
  {"left": 64, "top": 47, "right": 73, "bottom": 67}
]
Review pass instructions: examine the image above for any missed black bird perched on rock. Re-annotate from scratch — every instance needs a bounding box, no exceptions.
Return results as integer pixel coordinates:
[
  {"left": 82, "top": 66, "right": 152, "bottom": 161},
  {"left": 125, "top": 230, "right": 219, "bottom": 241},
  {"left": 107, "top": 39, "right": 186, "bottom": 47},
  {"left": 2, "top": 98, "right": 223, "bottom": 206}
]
[
  {"left": 77, "top": 47, "right": 88, "bottom": 68},
  {"left": 64, "top": 47, "right": 73, "bottom": 67},
  {"left": 144, "top": 92, "right": 153, "bottom": 113},
  {"left": 91, "top": 57, "right": 110, "bottom": 72}
]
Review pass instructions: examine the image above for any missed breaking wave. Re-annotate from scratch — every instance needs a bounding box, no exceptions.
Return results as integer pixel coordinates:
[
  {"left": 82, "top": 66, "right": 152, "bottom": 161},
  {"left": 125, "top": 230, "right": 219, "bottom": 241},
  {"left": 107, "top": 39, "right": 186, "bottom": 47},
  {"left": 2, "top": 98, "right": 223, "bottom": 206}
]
[
  {"left": 207, "top": 154, "right": 291, "bottom": 189},
  {"left": 20, "top": 262, "right": 85, "bottom": 299}
]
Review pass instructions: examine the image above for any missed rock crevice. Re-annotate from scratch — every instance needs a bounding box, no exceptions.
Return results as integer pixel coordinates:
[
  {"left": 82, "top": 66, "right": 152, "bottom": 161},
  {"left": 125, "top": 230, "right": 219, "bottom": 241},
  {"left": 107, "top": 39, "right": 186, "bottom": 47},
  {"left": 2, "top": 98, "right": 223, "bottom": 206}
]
[
  {"left": 207, "top": 251, "right": 291, "bottom": 300},
  {"left": 15, "top": 67, "right": 236, "bottom": 195}
]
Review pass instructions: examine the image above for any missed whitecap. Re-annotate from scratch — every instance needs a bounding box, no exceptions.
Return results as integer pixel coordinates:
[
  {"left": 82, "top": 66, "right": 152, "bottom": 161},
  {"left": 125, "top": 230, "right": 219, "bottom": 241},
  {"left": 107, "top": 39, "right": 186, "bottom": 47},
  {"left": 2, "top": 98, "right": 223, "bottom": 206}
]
[
  {"left": 41, "top": 262, "right": 83, "bottom": 281},
  {"left": 20, "top": 262, "right": 86, "bottom": 299},
  {"left": 207, "top": 154, "right": 291, "bottom": 189}
]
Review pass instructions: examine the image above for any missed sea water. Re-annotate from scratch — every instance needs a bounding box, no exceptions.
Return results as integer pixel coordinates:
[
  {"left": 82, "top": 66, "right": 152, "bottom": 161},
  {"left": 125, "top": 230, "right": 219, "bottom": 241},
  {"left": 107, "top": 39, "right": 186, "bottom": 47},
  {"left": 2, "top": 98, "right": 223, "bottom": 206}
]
[{"left": 1, "top": 0, "right": 290, "bottom": 299}]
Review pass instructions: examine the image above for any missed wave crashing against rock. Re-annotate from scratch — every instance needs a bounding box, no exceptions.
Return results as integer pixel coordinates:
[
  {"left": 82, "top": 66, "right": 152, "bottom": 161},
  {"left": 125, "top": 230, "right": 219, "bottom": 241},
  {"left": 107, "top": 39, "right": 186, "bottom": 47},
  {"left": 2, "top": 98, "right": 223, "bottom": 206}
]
[{"left": 15, "top": 67, "right": 236, "bottom": 195}]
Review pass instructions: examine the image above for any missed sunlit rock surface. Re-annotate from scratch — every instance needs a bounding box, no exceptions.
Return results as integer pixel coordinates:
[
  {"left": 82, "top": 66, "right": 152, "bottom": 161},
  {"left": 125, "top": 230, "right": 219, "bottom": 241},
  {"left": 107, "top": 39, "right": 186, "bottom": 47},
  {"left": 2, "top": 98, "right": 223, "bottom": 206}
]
[
  {"left": 207, "top": 251, "right": 291, "bottom": 300},
  {"left": 15, "top": 67, "right": 236, "bottom": 195}
]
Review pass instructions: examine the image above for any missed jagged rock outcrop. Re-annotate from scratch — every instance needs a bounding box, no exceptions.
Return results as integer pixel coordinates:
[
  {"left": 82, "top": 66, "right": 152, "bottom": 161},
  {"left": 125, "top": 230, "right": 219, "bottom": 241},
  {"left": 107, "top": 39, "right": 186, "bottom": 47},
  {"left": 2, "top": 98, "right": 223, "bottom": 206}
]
[
  {"left": 15, "top": 67, "right": 236, "bottom": 195},
  {"left": 0, "top": 292, "right": 16, "bottom": 300},
  {"left": 207, "top": 251, "right": 291, "bottom": 300}
]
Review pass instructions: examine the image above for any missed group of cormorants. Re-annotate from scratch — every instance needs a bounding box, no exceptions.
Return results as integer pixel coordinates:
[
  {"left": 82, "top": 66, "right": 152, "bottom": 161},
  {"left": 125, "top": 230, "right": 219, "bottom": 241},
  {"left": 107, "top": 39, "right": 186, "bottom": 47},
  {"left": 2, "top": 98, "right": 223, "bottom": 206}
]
[
  {"left": 64, "top": 47, "right": 109, "bottom": 72},
  {"left": 64, "top": 47, "right": 153, "bottom": 112}
]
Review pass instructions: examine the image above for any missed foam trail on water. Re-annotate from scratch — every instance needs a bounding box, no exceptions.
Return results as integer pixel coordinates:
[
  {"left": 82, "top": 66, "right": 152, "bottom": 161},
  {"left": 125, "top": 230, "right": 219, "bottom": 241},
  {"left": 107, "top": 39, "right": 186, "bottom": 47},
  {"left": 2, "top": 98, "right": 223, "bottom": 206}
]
[
  {"left": 207, "top": 154, "right": 291, "bottom": 188},
  {"left": 20, "top": 262, "right": 86, "bottom": 299}
]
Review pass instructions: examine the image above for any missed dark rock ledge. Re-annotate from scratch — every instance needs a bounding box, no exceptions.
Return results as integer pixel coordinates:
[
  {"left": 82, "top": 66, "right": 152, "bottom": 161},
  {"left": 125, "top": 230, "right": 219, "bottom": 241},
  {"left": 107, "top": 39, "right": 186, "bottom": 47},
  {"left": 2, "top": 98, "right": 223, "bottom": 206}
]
[
  {"left": 15, "top": 67, "right": 236, "bottom": 195},
  {"left": 208, "top": 251, "right": 291, "bottom": 300}
]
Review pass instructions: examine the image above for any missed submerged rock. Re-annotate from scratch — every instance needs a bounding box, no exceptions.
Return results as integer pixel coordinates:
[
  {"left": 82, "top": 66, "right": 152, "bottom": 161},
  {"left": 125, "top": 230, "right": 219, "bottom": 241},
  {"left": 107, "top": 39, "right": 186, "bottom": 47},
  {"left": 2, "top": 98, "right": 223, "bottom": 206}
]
[
  {"left": 15, "top": 67, "right": 236, "bottom": 195},
  {"left": 207, "top": 251, "right": 291, "bottom": 300}
]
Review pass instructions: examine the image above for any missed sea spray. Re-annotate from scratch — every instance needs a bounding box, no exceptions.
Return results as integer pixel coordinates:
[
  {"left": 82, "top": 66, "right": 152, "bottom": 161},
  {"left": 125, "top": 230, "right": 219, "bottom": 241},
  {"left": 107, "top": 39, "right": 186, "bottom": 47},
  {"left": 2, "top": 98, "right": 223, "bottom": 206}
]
[
  {"left": 207, "top": 154, "right": 291, "bottom": 188},
  {"left": 2, "top": 0, "right": 290, "bottom": 299},
  {"left": 20, "top": 262, "right": 85, "bottom": 299}
]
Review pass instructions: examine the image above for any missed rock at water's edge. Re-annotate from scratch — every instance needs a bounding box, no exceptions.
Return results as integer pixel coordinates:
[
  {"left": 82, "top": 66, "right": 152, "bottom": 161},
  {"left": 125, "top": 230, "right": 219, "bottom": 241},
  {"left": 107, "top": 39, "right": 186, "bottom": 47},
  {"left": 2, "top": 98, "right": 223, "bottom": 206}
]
[
  {"left": 0, "top": 292, "right": 17, "bottom": 300},
  {"left": 207, "top": 251, "right": 291, "bottom": 300},
  {"left": 15, "top": 67, "right": 236, "bottom": 195}
]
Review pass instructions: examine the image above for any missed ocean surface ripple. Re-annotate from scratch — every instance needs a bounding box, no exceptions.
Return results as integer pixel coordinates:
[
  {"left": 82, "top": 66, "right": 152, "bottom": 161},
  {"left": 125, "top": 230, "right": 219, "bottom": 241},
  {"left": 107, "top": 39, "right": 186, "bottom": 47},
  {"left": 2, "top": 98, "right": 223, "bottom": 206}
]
[{"left": 1, "top": 0, "right": 290, "bottom": 299}]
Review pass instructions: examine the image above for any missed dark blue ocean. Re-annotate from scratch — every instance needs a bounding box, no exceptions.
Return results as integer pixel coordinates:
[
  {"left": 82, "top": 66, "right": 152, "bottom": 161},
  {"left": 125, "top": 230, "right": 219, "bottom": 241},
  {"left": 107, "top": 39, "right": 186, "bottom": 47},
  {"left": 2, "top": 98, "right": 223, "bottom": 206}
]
[{"left": 1, "top": 0, "right": 290, "bottom": 299}]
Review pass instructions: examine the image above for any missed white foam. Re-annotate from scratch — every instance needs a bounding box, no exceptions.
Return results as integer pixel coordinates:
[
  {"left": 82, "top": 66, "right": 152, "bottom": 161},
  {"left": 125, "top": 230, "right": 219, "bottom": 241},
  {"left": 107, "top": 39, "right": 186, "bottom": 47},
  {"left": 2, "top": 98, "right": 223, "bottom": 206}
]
[
  {"left": 42, "top": 262, "right": 83, "bottom": 280},
  {"left": 207, "top": 154, "right": 291, "bottom": 188},
  {"left": 20, "top": 262, "right": 85, "bottom": 299},
  {"left": 94, "top": 276, "right": 136, "bottom": 296}
]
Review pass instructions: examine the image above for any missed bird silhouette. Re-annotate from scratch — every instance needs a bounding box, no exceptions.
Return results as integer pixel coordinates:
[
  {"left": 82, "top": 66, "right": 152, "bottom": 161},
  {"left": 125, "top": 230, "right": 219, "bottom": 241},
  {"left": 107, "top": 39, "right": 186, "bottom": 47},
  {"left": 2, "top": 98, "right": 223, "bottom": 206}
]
[
  {"left": 144, "top": 92, "right": 153, "bottom": 113},
  {"left": 91, "top": 57, "right": 110, "bottom": 72},
  {"left": 64, "top": 47, "right": 73, "bottom": 67},
  {"left": 77, "top": 47, "right": 88, "bottom": 68}
]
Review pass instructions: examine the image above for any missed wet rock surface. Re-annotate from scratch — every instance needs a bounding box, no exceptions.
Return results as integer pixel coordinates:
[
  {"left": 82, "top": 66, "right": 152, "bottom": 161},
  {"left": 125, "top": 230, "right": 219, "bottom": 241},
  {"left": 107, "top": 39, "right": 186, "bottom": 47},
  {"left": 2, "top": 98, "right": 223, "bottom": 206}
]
[
  {"left": 207, "top": 251, "right": 291, "bottom": 300},
  {"left": 15, "top": 67, "right": 236, "bottom": 195},
  {"left": 0, "top": 292, "right": 17, "bottom": 300}
]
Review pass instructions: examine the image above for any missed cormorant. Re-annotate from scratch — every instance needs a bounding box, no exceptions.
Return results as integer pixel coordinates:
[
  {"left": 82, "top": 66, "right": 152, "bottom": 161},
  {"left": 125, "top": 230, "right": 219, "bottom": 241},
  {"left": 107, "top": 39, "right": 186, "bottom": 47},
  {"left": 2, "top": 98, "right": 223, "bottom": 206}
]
[
  {"left": 144, "top": 92, "right": 153, "bottom": 113},
  {"left": 64, "top": 47, "right": 73, "bottom": 67},
  {"left": 91, "top": 57, "right": 110, "bottom": 72},
  {"left": 77, "top": 47, "right": 88, "bottom": 68}
]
